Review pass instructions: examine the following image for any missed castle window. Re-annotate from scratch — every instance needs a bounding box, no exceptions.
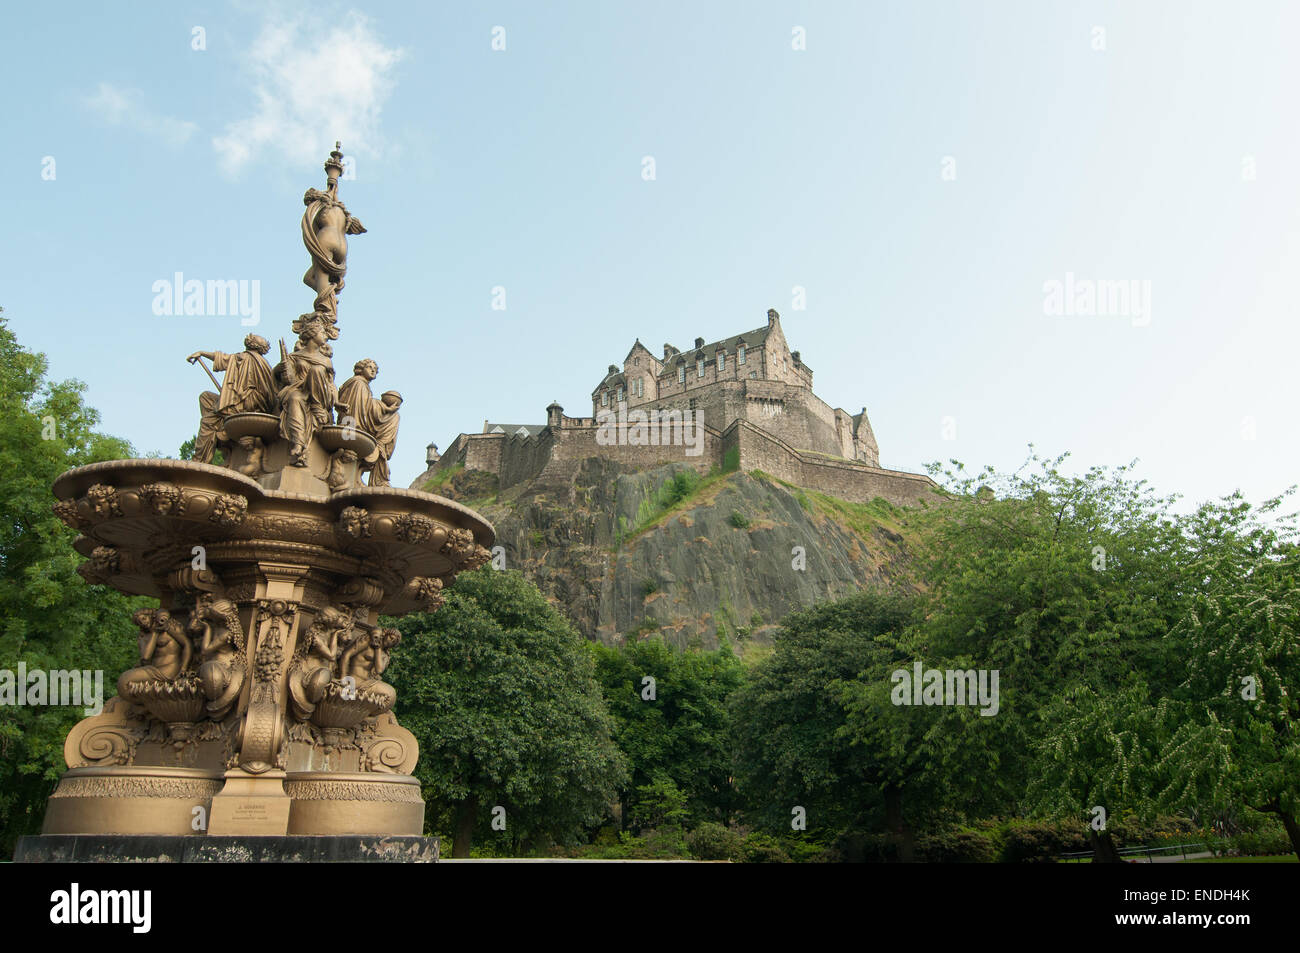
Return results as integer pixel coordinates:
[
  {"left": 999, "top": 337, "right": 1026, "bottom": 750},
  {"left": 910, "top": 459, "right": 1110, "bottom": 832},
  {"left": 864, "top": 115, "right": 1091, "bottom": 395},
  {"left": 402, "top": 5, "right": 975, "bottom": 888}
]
[
  {"left": 697, "top": 358, "right": 704, "bottom": 378},
  {"left": 601, "top": 391, "right": 608, "bottom": 407},
  {"left": 617, "top": 385, "right": 624, "bottom": 402},
  {"left": 718, "top": 351, "right": 726, "bottom": 371},
  {"left": 678, "top": 363, "right": 685, "bottom": 383},
  {"left": 738, "top": 344, "right": 746, "bottom": 365}
]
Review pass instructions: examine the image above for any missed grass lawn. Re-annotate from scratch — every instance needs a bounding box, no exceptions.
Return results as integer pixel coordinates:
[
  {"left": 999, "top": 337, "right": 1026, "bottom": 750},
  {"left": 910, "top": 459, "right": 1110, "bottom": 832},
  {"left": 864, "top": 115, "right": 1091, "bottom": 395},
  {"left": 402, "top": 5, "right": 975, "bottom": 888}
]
[{"left": 1186, "top": 854, "right": 1296, "bottom": 863}]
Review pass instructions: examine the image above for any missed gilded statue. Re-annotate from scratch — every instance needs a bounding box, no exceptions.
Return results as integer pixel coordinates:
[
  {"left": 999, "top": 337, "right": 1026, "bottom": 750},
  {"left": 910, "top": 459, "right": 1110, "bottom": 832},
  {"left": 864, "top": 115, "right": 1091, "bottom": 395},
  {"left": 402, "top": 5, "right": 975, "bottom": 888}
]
[
  {"left": 276, "top": 315, "right": 337, "bottom": 467},
  {"left": 302, "top": 142, "right": 365, "bottom": 335},
  {"left": 190, "top": 594, "right": 246, "bottom": 720},
  {"left": 336, "top": 359, "right": 402, "bottom": 486},
  {"left": 288, "top": 607, "right": 352, "bottom": 720},
  {"left": 339, "top": 627, "right": 400, "bottom": 712},
  {"left": 117, "top": 609, "right": 194, "bottom": 698},
  {"left": 187, "top": 334, "right": 276, "bottom": 464}
]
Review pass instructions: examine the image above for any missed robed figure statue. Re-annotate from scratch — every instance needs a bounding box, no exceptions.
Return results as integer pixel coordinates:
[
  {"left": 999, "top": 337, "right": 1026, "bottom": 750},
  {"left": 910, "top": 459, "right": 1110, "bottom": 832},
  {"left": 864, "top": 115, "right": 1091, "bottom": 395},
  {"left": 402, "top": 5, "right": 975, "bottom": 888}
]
[
  {"left": 276, "top": 315, "right": 337, "bottom": 467},
  {"left": 336, "top": 359, "right": 402, "bottom": 487},
  {"left": 187, "top": 334, "right": 276, "bottom": 464}
]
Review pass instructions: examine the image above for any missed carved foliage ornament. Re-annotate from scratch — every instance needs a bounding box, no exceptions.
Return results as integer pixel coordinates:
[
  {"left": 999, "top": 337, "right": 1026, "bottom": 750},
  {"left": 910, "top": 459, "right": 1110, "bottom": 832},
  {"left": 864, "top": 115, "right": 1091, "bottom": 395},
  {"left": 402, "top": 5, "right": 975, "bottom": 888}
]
[{"left": 52, "top": 499, "right": 87, "bottom": 530}]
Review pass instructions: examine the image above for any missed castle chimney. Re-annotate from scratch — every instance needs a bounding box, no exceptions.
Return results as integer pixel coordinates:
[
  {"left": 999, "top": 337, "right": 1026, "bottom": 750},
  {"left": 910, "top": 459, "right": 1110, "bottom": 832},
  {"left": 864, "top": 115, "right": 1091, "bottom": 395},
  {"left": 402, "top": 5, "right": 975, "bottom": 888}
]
[
  {"left": 767, "top": 308, "right": 779, "bottom": 327},
  {"left": 608, "top": 364, "right": 618, "bottom": 375},
  {"left": 694, "top": 336, "right": 705, "bottom": 349},
  {"left": 792, "top": 351, "right": 801, "bottom": 365}
]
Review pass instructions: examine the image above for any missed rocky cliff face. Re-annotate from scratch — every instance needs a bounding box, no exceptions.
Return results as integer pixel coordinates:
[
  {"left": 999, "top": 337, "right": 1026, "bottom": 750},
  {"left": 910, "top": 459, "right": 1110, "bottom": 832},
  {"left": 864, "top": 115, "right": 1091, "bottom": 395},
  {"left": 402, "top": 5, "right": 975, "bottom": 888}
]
[{"left": 423, "top": 458, "right": 920, "bottom": 651}]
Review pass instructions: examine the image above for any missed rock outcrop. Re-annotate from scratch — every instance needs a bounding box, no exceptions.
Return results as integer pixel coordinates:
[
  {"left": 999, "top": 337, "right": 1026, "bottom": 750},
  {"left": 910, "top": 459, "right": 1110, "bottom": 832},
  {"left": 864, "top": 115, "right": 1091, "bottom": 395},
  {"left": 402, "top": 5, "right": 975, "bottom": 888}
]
[{"left": 419, "top": 458, "right": 922, "bottom": 651}]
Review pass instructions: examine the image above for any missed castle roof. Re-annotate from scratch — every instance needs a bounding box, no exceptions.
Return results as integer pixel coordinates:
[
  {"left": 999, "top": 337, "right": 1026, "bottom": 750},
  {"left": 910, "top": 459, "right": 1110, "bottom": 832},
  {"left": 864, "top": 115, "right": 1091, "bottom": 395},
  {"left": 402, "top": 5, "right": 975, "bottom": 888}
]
[
  {"left": 624, "top": 339, "right": 660, "bottom": 366},
  {"left": 484, "top": 422, "right": 547, "bottom": 439},
  {"left": 591, "top": 368, "right": 626, "bottom": 395},
  {"left": 591, "top": 316, "right": 777, "bottom": 395},
  {"left": 657, "top": 324, "right": 771, "bottom": 375}
]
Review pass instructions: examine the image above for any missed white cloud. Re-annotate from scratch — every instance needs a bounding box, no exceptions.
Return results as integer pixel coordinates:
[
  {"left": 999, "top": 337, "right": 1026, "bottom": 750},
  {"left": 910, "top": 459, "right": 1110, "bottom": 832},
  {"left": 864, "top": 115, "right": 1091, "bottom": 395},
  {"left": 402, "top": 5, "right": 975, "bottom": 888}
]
[
  {"left": 84, "top": 83, "right": 199, "bottom": 147},
  {"left": 213, "top": 11, "right": 402, "bottom": 176}
]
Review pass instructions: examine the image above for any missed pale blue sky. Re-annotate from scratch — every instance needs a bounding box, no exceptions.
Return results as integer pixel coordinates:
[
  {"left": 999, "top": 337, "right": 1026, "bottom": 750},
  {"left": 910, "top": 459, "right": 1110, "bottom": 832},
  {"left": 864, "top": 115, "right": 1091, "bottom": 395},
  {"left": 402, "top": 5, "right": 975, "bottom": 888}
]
[{"left": 2, "top": 1, "right": 1295, "bottom": 505}]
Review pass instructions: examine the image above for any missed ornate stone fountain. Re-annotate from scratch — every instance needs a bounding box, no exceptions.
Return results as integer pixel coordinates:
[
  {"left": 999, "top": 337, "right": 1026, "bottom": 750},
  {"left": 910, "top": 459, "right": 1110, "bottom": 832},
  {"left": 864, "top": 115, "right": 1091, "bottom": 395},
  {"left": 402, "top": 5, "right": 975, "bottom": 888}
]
[{"left": 38, "top": 145, "right": 492, "bottom": 841}]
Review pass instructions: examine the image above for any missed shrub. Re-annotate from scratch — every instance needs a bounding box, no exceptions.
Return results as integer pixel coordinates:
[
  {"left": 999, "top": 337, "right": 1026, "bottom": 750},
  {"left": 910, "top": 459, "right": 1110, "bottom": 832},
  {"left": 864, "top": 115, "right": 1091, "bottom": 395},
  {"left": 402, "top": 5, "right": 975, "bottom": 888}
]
[
  {"left": 1231, "top": 824, "right": 1292, "bottom": 856},
  {"left": 629, "top": 778, "right": 689, "bottom": 830},
  {"left": 686, "top": 822, "right": 744, "bottom": 861},
  {"left": 997, "top": 819, "right": 1089, "bottom": 863},
  {"left": 741, "top": 832, "right": 792, "bottom": 863},
  {"left": 916, "top": 828, "right": 997, "bottom": 863},
  {"left": 728, "top": 510, "right": 750, "bottom": 529}
]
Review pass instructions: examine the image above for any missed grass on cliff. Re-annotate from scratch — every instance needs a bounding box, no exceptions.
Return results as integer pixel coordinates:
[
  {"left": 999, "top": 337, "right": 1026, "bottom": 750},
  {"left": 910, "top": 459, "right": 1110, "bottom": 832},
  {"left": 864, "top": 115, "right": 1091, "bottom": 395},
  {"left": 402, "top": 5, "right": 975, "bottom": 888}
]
[
  {"left": 421, "top": 462, "right": 463, "bottom": 492},
  {"left": 749, "top": 469, "right": 912, "bottom": 540},
  {"left": 748, "top": 469, "right": 811, "bottom": 510},
  {"left": 615, "top": 468, "right": 734, "bottom": 547},
  {"left": 805, "top": 491, "right": 908, "bottom": 539}
]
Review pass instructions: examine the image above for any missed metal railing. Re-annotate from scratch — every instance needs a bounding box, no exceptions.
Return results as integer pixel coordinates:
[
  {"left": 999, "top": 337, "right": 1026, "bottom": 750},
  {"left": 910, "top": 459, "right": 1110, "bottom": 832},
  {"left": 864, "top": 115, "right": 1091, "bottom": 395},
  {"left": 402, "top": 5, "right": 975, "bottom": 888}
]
[{"left": 1059, "top": 840, "right": 1224, "bottom": 863}]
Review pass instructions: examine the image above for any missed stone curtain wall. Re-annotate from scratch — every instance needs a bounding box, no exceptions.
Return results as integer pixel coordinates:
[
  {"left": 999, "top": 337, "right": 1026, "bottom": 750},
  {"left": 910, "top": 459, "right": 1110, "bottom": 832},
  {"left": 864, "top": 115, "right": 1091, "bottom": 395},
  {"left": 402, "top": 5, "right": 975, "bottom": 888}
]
[
  {"left": 498, "top": 430, "right": 557, "bottom": 489},
  {"left": 724, "top": 420, "right": 937, "bottom": 507},
  {"left": 419, "top": 411, "right": 933, "bottom": 507},
  {"left": 462, "top": 433, "right": 504, "bottom": 475},
  {"left": 541, "top": 423, "right": 723, "bottom": 485}
]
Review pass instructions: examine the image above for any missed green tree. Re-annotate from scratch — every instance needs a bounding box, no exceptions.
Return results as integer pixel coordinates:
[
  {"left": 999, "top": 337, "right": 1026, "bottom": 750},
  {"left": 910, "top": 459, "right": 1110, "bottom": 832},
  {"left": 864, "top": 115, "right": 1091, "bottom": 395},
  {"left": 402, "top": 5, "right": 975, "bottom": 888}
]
[
  {"left": 591, "top": 638, "right": 744, "bottom": 829},
  {"left": 911, "top": 453, "right": 1204, "bottom": 860},
  {"left": 388, "top": 567, "right": 626, "bottom": 856},
  {"left": 731, "top": 589, "right": 920, "bottom": 847},
  {"left": 178, "top": 432, "right": 221, "bottom": 465},
  {"left": 1028, "top": 681, "right": 1163, "bottom": 862},
  {"left": 0, "top": 308, "right": 144, "bottom": 853},
  {"left": 911, "top": 454, "right": 1298, "bottom": 862},
  {"left": 1159, "top": 528, "right": 1300, "bottom": 858}
]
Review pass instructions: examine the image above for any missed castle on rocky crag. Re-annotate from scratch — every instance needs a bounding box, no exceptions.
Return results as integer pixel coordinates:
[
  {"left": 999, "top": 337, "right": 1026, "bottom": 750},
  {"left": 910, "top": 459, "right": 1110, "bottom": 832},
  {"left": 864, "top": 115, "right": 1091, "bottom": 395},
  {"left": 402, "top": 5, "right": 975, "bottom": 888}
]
[{"left": 411, "top": 309, "right": 936, "bottom": 506}]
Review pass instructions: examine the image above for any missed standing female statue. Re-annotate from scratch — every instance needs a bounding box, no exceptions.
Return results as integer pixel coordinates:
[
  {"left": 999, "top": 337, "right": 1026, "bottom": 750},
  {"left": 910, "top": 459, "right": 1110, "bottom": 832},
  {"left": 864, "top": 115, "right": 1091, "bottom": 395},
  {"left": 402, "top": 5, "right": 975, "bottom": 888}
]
[
  {"left": 302, "top": 143, "right": 365, "bottom": 334},
  {"left": 276, "top": 315, "right": 337, "bottom": 467}
]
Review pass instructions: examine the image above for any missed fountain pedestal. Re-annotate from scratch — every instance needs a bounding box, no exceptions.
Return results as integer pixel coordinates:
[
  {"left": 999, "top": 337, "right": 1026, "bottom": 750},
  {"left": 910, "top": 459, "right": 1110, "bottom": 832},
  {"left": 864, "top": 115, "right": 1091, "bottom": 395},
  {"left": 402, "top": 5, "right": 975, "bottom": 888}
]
[{"left": 36, "top": 453, "right": 491, "bottom": 839}]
